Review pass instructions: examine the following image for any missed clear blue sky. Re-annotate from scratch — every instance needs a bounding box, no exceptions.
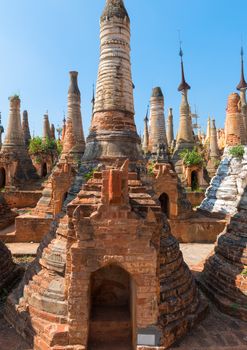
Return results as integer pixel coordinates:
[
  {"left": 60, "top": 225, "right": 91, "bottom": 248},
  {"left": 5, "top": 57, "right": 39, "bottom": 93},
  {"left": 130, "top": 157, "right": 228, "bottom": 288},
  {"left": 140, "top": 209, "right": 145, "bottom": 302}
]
[{"left": 0, "top": 0, "right": 246, "bottom": 139}]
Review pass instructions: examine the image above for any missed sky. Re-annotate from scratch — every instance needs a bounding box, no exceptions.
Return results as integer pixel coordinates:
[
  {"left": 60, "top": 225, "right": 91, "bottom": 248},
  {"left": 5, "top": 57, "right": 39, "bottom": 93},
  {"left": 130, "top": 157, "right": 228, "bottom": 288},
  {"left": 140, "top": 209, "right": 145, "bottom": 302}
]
[{"left": 0, "top": 0, "right": 246, "bottom": 139}]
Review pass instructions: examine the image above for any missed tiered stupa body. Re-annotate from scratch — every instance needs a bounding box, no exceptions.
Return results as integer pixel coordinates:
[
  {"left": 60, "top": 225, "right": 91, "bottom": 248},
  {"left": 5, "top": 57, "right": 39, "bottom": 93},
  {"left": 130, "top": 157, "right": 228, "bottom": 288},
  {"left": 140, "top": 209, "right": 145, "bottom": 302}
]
[
  {"left": 83, "top": 0, "right": 142, "bottom": 163},
  {"left": 22, "top": 110, "right": 31, "bottom": 148},
  {"left": 0, "top": 96, "right": 38, "bottom": 188},
  {"left": 199, "top": 175, "right": 247, "bottom": 321},
  {"left": 67, "top": 71, "right": 85, "bottom": 155},
  {"left": 237, "top": 47, "right": 247, "bottom": 143},
  {"left": 166, "top": 107, "right": 174, "bottom": 148},
  {"left": 149, "top": 87, "right": 168, "bottom": 153},
  {"left": 5, "top": 2, "right": 206, "bottom": 349}
]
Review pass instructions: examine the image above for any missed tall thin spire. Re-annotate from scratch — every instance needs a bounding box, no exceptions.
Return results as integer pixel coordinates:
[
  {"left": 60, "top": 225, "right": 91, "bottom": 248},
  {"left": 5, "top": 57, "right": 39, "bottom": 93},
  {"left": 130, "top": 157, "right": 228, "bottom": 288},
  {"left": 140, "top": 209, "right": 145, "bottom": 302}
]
[
  {"left": 178, "top": 45, "right": 191, "bottom": 92},
  {"left": 142, "top": 105, "right": 149, "bottom": 154},
  {"left": 237, "top": 47, "right": 247, "bottom": 91}
]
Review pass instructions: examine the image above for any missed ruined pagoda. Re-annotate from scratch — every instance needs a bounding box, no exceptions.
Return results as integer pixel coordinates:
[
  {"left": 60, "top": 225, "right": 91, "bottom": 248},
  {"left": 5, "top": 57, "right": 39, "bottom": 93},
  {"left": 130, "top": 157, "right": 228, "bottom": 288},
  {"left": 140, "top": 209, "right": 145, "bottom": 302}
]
[
  {"left": 83, "top": 0, "right": 142, "bottom": 163},
  {"left": 199, "top": 173, "right": 247, "bottom": 321},
  {"left": 42, "top": 112, "right": 51, "bottom": 141},
  {"left": 172, "top": 46, "right": 195, "bottom": 174},
  {"left": 225, "top": 93, "right": 243, "bottom": 146},
  {"left": 166, "top": 107, "right": 174, "bottom": 148},
  {"left": 148, "top": 87, "right": 168, "bottom": 154},
  {"left": 237, "top": 47, "right": 247, "bottom": 143},
  {"left": 67, "top": 71, "right": 85, "bottom": 156},
  {"left": 5, "top": 1, "right": 207, "bottom": 349},
  {"left": 0, "top": 96, "right": 38, "bottom": 188},
  {"left": 142, "top": 106, "right": 149, "bottom": 154},
  {"left": 207, "top": 118, "right": 220, "bottom": 177},
  {"left": 22, "top": 110, "right": 31, "bottom": 148}
]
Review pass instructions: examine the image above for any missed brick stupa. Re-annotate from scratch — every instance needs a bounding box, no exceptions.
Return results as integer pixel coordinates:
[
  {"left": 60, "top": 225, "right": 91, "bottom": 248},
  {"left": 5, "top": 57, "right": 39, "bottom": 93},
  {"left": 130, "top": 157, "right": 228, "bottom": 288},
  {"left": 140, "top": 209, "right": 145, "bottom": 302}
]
[
  {"left": 172, "top": 48, "right": 195, "bottom": 174},
  {"left": 22, "top": 110, "right": 31, "bottom": 148},
  {"left": 0, "top": 96, "right": 38, "bottom": 189},
  {"left": 5, "top": 1, "right": 207, "bottom": 349},
  {"left": 149, "top": 87, "right": 168, "bottom": 154},
  {"left": 83, "top": 0, "right": 142, "bottom": 163}
]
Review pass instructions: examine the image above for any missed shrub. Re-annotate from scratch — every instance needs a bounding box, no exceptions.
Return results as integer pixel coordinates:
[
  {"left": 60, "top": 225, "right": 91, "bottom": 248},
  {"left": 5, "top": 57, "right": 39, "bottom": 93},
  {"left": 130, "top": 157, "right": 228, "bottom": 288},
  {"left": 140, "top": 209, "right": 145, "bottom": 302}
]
[
  {"left": 229, "top": 145, "right": 245, "bottom": 159},
  {"left": 84, "top": 168, "right": 97, "bottom": 181},
  {"left": 147, "top": 161, "right": 155, "bottom": 175},
  {"left": 179, "top": 148, "right": 204, "bottom": 167},
  {"left": 29, "top": 137, "right": 57, "bottom": 155}
]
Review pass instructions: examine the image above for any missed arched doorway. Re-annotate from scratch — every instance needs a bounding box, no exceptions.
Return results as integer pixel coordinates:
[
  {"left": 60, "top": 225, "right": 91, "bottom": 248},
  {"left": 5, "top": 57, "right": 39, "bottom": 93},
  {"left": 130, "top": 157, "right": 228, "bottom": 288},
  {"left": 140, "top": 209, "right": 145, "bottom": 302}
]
[
  {"left": 159, "top": 193, "right": 170, "bottom": 218},
  {"left": 191, "top": 170, "right": 198, "bottom": 191},
  {"left": 0, "top": 168, "right": 6, "bottom": 188},
  {"left": 89, "top": 265, "right": 133, "bottom": 349},
  {"left": 41, "top": 163, "right": 47, "bottom": 177}
]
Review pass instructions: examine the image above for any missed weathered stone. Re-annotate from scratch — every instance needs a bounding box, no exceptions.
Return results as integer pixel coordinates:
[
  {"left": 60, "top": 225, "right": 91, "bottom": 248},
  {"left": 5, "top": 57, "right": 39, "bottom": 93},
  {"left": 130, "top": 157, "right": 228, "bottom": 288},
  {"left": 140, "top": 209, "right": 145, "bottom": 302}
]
[
  {"left": 200, "top": 146, "right": 247, "bottom": 217},
  {"left": 199, "top": 181, "right": 247, "bottom": 321}
]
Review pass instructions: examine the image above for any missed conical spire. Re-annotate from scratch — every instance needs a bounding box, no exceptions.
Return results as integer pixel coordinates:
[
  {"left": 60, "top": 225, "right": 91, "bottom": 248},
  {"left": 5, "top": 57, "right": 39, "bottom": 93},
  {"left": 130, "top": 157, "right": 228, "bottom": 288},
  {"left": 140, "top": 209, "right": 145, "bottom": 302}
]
[
  {"left": 101, "top": 0, "right": 129, "bottom": 21},
  {"left": 42, "top": 113, "right": 51, "bottom": 141},
  {"left": 178, "top": 46, "right": 191, "bottom": 92},
  {"left": 83, "top": 0, "right": 142, "bottom": 163},
  {"left": 237, "top": 47, "right": 247, "bottom": 91},
  {"left": 2, "top": 96, "right": 25, "bottom": 150},
  {"left": 22, "top": 110, "right": 31, "bottom": 147},
  {"left": 166, "top": 108, "right": 174, "bottom": 147}
]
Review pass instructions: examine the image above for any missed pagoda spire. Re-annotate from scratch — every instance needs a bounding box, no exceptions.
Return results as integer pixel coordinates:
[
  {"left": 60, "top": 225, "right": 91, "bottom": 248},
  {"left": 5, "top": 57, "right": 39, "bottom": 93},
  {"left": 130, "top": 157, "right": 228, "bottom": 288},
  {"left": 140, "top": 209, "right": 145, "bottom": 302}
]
[
  {"left": 175, "top": 45, "right": 194, "bottom": 146},
  {"left": 237, "top": 47, "right": 247, "bottom": 143},
  {"left": 237, "top": 47, "right": 247, "bottom": 91},
  {"left": 178, "top": 45, "right": 191, "bottom": 92}
]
